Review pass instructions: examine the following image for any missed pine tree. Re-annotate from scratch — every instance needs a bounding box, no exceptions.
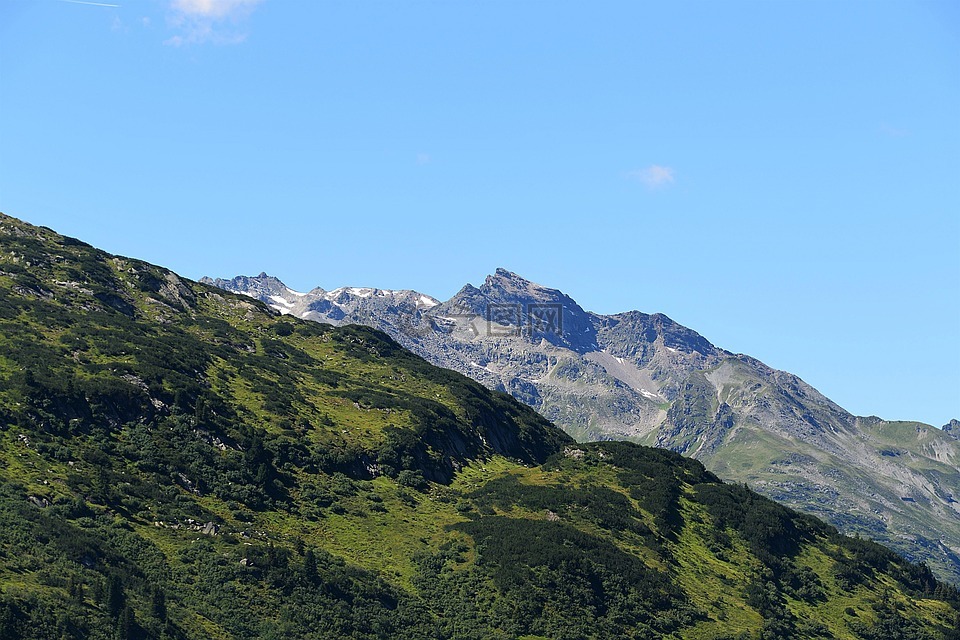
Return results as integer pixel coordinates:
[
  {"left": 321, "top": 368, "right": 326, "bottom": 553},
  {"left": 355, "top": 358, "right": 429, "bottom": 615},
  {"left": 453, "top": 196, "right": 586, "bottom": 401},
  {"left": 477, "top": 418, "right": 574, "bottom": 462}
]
[
  {"left": 151, "top": 588, "right": 167, "bottom": 623},
  {"left": 304, "top": 548, "right": 317, "bottom": 581},
  {"left": 107, "top": 575, "right": 125, "bottom": 618},
  {"left": 67, "top": 576, "right": 84, "bottom": 604},
  {"left": 117, "top": 604, "right": 136, "bottom": 640}
]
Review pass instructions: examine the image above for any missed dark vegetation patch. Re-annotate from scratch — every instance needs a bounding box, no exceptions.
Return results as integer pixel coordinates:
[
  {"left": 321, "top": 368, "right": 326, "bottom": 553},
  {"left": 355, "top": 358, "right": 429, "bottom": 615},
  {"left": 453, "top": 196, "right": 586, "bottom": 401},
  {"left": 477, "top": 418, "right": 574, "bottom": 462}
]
[{"left": 418, "top": 517, "right": 702, "bottom": 639}]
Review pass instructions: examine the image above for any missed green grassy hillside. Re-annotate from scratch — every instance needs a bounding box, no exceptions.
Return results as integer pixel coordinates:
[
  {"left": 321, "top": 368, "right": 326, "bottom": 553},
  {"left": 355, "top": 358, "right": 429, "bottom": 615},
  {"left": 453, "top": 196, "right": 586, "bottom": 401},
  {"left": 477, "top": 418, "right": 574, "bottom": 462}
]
[
  {"left": 0, "top": 212, "right": 957, "bottom": 639},
  {"left": 637, "top": 358, "right": 960, "bottom": 586}
]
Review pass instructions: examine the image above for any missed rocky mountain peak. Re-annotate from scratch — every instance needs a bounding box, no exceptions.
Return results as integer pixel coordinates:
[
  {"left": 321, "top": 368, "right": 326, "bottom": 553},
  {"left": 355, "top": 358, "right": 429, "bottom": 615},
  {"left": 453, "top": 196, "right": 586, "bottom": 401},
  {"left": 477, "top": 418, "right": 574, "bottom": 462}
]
[
  {"left": 943, "top": 419, "right": 960, "bottom": 439},
  {"left": 442, "top": 268, "right": 597, "bottom": 352},
  {"left": 482, "top": 268, "right": 563, "bottom": 302},
  {"left": 484, "top": 267, "right": 543, "bottom": 291},
  {"left": 492, "top": 266, "right": 518, "bottom": 280},
  {"left": 201, "top": 273, "right": 302, "bottom": 299}
]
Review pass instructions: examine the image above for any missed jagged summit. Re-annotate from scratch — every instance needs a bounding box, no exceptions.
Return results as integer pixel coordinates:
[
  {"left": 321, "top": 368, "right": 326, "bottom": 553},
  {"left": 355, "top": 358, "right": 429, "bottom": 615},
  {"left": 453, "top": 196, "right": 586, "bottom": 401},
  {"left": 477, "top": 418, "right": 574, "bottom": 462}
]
[
  {"left": 201, "top": 272, "right": 299, "bottom": 298},
  {"left": 430, "top": 268, "right": 599, "bottom": 352},
  {"left": 484, "top": 267, "right": 577, "bottom": 304},
  {"left": 484, "top": 267, "right": 553, "bottom": 294},
  {"left": 440, "top": 268, "right": 569, "bottom": 308},
  {"left": 202, "top": 274, "right": 439, "bottom": 322}
]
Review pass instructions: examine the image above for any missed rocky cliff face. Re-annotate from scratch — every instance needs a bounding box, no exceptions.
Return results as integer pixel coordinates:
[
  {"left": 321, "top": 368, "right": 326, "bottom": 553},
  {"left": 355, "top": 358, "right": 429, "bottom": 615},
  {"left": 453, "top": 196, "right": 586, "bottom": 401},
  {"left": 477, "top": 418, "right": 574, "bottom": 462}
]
[
  {"left": 944, "top": 419, "right": 960, "bottom": 440},
  {"left": 206, "top": 268, "right": 960, "bottom": 584}
]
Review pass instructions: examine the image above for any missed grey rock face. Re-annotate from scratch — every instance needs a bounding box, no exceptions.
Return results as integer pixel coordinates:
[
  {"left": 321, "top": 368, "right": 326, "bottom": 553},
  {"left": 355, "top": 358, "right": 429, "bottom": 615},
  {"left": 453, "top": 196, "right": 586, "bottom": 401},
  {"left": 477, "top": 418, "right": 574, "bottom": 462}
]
[
  {"left": 944, "top": 419, "right": 960, "bottom": 439},
  {"left": 205, "top": 268, "right": 960, "bottom": 584}
]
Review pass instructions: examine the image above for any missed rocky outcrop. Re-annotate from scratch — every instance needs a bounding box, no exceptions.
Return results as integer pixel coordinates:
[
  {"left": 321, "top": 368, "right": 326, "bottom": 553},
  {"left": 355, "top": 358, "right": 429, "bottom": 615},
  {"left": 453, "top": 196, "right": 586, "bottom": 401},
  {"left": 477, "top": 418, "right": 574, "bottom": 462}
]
[{"left": 944, "top": 419, "right": 960, "bottom": 440}]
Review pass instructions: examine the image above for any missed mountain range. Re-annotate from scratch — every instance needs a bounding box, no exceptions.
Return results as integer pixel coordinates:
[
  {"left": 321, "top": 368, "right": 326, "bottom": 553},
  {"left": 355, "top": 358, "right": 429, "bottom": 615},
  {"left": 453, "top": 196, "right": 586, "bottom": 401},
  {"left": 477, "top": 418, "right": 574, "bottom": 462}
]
[
  {"left": 1, "top": 211, "right": 958, "bottom": 638},
  {"left": 204, "top": 269, "right": 960, "bottom": 586}
]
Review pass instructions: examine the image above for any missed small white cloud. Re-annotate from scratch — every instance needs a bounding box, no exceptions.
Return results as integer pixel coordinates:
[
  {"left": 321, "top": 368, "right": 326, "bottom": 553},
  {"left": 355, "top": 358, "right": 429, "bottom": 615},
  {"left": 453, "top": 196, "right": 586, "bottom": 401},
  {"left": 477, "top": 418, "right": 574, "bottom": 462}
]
[
  {"left": 165, "top": 0, "right": 262, "bottom": 46},
  {"left": 171, "top": 0, "right": 261, "bottom": 18},
  {"left": 416, "top": 153, "right": 432, "bottom": 165},
  {"left": 627, "top": 165, "right": 675, "bottom": 189}
]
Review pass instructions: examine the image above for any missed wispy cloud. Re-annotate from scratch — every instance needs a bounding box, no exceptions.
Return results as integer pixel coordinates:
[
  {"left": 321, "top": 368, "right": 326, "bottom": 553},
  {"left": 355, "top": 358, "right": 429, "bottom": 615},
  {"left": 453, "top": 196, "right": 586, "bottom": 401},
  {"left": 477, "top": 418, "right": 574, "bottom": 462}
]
[
  {"left": 57, "top": 0, "right": 121, "bottom": 7},
  {"left": 627, "top": 165, "right": 675, "bottom": 189},
  {"left": 172, "top": 0, "right": 261, "bottom": 18},
  {"left": 165, "top": 0, "right": 263, "bottom": 46}
]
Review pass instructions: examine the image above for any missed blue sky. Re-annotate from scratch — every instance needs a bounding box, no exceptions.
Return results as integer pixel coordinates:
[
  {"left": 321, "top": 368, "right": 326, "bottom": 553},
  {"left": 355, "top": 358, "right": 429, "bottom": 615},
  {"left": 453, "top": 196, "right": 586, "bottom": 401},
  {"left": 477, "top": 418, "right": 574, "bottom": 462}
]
[{"left": 1, "top": 0, "right": 958, "bottom": 426}]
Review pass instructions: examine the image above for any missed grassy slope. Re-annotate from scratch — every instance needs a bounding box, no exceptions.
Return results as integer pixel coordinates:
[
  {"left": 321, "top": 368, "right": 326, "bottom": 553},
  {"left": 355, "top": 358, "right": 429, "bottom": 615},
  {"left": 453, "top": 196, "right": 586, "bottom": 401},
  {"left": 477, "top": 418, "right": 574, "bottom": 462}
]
[
  {"left": 635, "top": 356, "right": 960, "bottom": 586},
  {"left": 0, "top": 212, "right": 957, "bottom": 639}
]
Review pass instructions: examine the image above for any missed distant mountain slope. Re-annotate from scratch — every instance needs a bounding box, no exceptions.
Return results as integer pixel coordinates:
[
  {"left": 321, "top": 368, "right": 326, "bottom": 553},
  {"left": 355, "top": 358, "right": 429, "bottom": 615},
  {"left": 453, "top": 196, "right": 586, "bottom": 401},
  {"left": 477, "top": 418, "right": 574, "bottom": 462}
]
[
  {"left": 207, "top": 268, "right": 960, "bottom": 585},
  {"left": 2, "top": 212, "right": 959, "bottom": 639}
]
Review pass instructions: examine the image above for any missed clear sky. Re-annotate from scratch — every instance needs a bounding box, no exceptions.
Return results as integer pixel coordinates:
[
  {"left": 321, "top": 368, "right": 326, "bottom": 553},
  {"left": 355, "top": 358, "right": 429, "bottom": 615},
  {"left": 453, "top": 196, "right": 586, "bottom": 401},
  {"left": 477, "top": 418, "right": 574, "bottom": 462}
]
[{"left": 1, "top": 0, "right": 958, "bottom": 426}]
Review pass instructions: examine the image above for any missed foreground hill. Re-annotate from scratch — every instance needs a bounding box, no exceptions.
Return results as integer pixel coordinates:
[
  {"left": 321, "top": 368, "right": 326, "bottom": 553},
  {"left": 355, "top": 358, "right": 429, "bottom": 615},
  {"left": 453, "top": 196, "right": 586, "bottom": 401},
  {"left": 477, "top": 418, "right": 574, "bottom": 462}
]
[
  {"left": 205, "top": 269, "right": 960, "bottom": 585},
  {"left": 1, "top": 212, "right": 958, "bottom": 639}
]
